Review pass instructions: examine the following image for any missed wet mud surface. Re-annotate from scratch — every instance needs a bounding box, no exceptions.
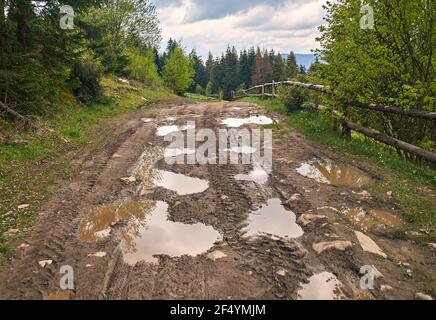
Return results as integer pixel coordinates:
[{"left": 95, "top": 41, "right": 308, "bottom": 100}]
[{"left": 0, "top": 101, "right": 434, "bottom": 300}]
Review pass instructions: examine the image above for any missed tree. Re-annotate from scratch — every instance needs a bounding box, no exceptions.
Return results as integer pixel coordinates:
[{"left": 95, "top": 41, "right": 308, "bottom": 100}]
[
  {"left": 162, "top": 47, "right": 194, "bottom": 95},
  {"left": 317, "top": 0, "right": 436, "bottom": 148},
  {"left": 189, "top": 49, "right": 207, "bottom": 92},
  {"left": 286, "top": 51, "right": 299, "bottom": 79},
  {"left": 273, "top": 54, "right": 287, "bottom": 81}
]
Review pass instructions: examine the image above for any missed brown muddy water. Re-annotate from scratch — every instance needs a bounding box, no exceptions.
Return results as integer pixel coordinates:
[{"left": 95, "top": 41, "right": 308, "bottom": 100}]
[
  {"left": 296, "top": 160, "right": 373, "bottom": 187},
  {"left": 156, "top": 123, "right": 196, "bottom": 137},
  {"left": 235, "top": 165, "right": 269, "bottom": 185},
  {"left": 243, "top": 198, "right": 304, "bottom": 239},
  {"left": 297, "top": 272, "right": 345, "bottom": 300},
  {"left": 79, "top": 201, "right": 155, "bottom": 243},
  {"left": 343, "top": 208, "right": 403, "bottom": 231},
  {"left": 120, "top": 201, "right": 222, "bottom": 265},
  {"left": 153, "top": 170, "right": 209, "bottom": 195},
  {"left": 221, "top": 115, "right": 273, "bottom": 128}
]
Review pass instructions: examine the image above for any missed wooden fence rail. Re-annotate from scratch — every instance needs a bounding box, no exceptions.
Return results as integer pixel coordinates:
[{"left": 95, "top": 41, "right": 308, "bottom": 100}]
[{"left": 234, "top": 80, "right": 436, "bottom": 164}]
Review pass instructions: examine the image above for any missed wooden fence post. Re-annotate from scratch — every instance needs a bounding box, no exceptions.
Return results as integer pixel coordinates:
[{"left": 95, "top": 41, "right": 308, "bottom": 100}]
[
  {"left": 342, "top": 104, "right": 352, "bottom": 140},
  {"left": 261, "top": 85, "right": 265, "bottom": 98},
  {"left": 272, "top": 80, "right": 275, "bottom": 99}
]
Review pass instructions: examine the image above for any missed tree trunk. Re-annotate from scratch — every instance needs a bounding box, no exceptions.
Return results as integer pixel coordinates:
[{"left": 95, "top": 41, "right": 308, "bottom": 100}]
[{"left": 15, "top": 0, "right": 31, "bottom": 49}]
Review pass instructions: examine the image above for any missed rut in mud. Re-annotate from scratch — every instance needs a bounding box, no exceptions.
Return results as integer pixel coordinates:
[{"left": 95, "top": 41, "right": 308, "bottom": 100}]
[{"left": 0, "top": 101, "right": 434, "bottom": 300}]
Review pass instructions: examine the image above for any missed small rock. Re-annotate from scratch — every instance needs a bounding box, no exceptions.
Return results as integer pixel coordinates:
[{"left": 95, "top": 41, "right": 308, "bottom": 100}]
[
  {"left": 17, "top": 204, "right": 30, "bottom": 210},
  {"left": 2, "top": 211, "right": 14, "bottom": 217},
  {"left": 312, "top": 241, "right": 352, "bottom": 254},
  {"left": 38, "top": 260, "right": 53, "bottom": 268},
  {"left": 428, "top": 243, "right": 436, "bottom": 250},
  {"left": 386, "top": 191, "right": 393, "bottom": 197},
  {"left": 406, "top": 269, "right": 413, "bottom": 277},
  {"left": 207, "top": 250, "right": 227, "bottom": 261},
  {"left": 371, "top": 265, "right": 384, "bottom": 279},
  {"left": 380, "top": 285, "right": 393, "bottom": 292},
  {"left": 88, "top": 252, "right": 107, "bottom": 258},
  {"left": 353, "top": 191, "right": 372, "bottom": 198},
  {"left": 415, "top": 292, "right": 433, "bottom": 300},
  {"left": 6, "top": 228, "right": 19, "bottom": 235},
  {"left": 247, "top": 271, "right": 253, "bottom": 276},
  {"left": 221, "top": 195, "right": 229, "bottom": 201},
  {"left": 18, "top": 243, "right": 29, "bottom": 249},
  {"left": 276, "top": 268, "right": 288, "bottom": 276},
  {"left": 287, "top": 193, "right": 303, "bottom": 204},
  {"left": 86, "top": 264, "right": 93, "bottom": 268},
  {"left": 121, "top": 177, "right": 136, "bottom": 183},
  {"left": 355, "top": 231, "right": 387, "bottom": 258},
  {"left": 297, "top": 214, "right": 327, "bottom": 226}
]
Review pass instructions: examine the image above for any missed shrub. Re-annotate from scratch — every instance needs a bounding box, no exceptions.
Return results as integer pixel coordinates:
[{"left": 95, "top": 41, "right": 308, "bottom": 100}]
[
  {"left": 278, "top": 85, "right": 306, "bottom": 112},
  {"left": 126, "top": 48, "right": 161, "bottom": 86},
  {"left": 195, "top": 84, "right": 204, "bottom": 95},
  {"left": 69, "top": 59, "right": 103, "bottom": 105}
]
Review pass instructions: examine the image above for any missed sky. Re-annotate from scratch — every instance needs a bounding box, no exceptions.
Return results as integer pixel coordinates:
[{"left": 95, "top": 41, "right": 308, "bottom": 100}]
[{"left": 152, "top": 0, "right": 327, "bottom": 58}]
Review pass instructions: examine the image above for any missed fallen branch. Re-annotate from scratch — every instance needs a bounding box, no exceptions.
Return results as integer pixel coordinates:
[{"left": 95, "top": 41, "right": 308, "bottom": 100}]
[
  {"left": 345, "top": 121, "right": 436, "bottom": 163},
  {"left": 0, "top": 101, "right": 28, "bottom": 123}
]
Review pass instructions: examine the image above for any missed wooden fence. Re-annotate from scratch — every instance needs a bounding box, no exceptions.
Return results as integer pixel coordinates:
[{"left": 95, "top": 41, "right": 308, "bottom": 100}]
[{"left": 233, "top": 80, "right": 436, "bottom": 163}]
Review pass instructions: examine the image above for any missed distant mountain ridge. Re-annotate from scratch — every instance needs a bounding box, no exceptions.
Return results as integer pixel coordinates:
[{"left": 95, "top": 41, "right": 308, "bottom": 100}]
[{"left": 281, "top": 53, "right": 316, "bottom": 70}]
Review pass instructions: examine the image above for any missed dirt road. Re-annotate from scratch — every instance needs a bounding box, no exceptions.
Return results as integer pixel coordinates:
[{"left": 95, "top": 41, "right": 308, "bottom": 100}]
[{"left": 0, "top": 101, "right": 434, "bottom": 300}]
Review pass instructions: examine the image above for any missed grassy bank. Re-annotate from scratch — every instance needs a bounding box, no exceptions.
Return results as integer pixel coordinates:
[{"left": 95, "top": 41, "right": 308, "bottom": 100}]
[
  {"left": 0, "top": 77, "right": 179, "bottom": 258},
  {"left": 243, "top": 97, "right": 436, "bottom": 243}
]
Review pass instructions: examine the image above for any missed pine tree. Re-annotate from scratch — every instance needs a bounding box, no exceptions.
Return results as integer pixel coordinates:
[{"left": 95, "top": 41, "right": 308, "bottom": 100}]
[
  {"left": 273, "top": 54, "right": 287, "bottom": 81},
  {"left": 286, "top": 51, "right": 299, "bottom": 79}
]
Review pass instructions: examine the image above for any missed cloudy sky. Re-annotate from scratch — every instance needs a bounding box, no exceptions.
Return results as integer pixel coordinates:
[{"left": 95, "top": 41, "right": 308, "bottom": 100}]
[{"left": 152, "top": 0, "right": 327, "bottom": 58}]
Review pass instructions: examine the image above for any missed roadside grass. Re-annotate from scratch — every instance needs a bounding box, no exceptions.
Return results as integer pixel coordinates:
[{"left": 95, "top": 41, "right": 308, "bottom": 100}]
[
  {"left": 243, "top": 97, "right": 436, "bottom": 243},
  {"left": 184, "top": 93, "right": 219, "bottom": 102},
  {"left": 0, "top": 76, "right": 179, "bottom": 259}
]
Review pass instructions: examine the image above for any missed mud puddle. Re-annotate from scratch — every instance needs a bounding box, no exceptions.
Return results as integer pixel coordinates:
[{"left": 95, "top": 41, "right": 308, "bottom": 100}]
[
  {"left": 221, "top": 115, "right": 273, "bottom": 128},
  {"left": 79, "top": 201, "right": 155, "bottom": 243},
  {"left": 296, "top": 159, "right": 373, "bottom": 187},
  {"left": 343, "top": 208, "right": 402, "bottom": 231},
  {"left": 154, "top": 170, "right": 209, "bottom": 195},
  {"left": 156, "top": 123, "right": 195, "bottom": 137},
  {"left": 121, "top": 201, "right": 222, "bottom": 265},
  {"left": 297, "top": 272, "right": 345, "bottom": 300},
  {"left": 243, "top": 199, "right": 303, "bottom": 239},
  {"left": 235, "top": 165, "right": 269, "bottom": 185},
  {"left": 164, "top": 148, "right": 197, "bottom": 158}
]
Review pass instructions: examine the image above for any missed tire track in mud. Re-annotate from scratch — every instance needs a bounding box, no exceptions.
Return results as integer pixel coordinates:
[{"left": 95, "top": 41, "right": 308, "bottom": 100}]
[
  {"left": 101, "top": 102, "right": 312, "bottom": 300},
  {"left": 1, "top": 101, "right": 433, "bottom": 300}
]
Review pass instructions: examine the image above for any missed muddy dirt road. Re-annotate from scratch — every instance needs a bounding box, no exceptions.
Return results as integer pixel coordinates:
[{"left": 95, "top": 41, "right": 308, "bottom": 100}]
[{"left": 0, "top": 101, "right": 434, "bottom": 300}]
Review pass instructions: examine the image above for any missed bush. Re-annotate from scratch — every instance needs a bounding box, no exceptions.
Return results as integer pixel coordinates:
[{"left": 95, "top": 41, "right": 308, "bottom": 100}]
[
  {"left": 126, "top": 48, "right": 161, "bottom": 86},
  {"left": 205, "top": 82, "right": 214, "bottom": 95},
  {"left": 278, "top": 85, "right": 306, "bottom": 112},
  {"left": 69, "top": 59, "right": 103, "bottom": 105},
  {"left": 195, "top": 84, "right": 204, "bottom": 95}
]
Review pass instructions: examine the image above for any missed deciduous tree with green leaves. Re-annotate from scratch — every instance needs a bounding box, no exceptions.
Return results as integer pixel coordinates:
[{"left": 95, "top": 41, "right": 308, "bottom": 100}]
[{"left": 162, "top": 47, "right": 194, "bottom": 95}]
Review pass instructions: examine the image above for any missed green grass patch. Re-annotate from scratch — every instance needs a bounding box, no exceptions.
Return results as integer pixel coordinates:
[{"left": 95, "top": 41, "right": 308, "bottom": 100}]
[
  {"left": 184, "top": 93, "right": 220, "bottom": 102},
  {"left": 243, "top": 97, "right": 436, "bottom": 242}
]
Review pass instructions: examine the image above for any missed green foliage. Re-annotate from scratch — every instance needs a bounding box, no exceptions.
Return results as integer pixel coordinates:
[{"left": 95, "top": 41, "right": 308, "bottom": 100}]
[
  {"left": 125, "top": 48, "right": 161, "bottom": 86},
  {"left": 317, "top": 0, "right": 436, "bottom": 146},
  {"left": 195, "top": 84, "right": 204, "bottom": 95},
  {"left": 205, "top": 81, "right": 214, "bottom": 95},
  {"left": 162, "top": 48, "right": 194, "bottom": 95},
  {"left": 278, "top": 85, "right": 307, "bottom": 112},
  {"left": 69, "top": 59, "right": 103, "bottom": 105}
]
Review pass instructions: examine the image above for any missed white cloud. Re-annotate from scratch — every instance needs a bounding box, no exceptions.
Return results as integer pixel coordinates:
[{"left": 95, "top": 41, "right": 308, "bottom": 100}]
[{"left": 155, "top": 0, "right": 326, "bottom": 58}]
